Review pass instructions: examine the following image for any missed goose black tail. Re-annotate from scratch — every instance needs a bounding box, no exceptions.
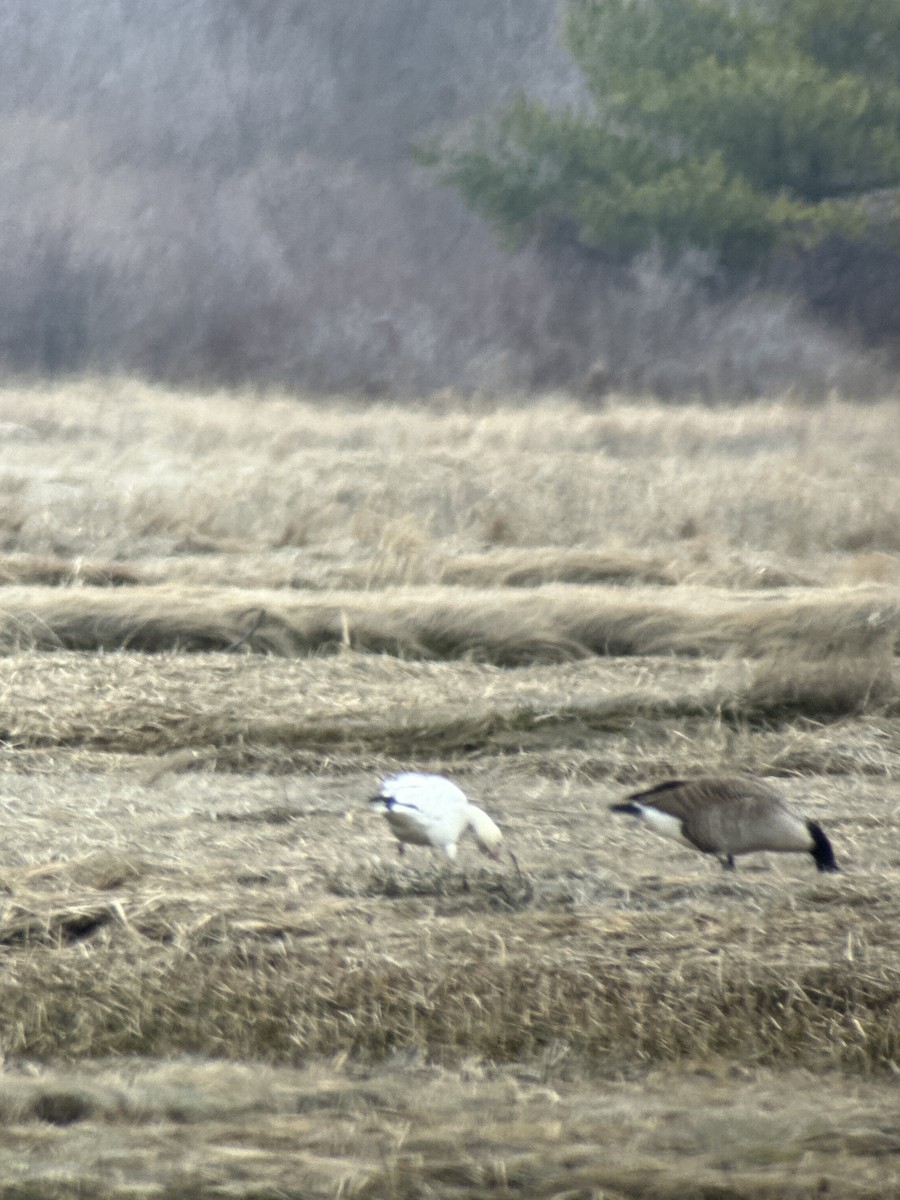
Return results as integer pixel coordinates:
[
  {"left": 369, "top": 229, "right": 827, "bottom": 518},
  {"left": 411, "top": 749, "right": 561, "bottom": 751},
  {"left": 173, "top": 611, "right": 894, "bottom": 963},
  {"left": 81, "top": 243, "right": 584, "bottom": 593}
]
[
  {"left": 807, "top": 820, "right": 839, "bottom": 872},
  {"left": 609, "top": 801, "right": 643, "bottom": 816}
]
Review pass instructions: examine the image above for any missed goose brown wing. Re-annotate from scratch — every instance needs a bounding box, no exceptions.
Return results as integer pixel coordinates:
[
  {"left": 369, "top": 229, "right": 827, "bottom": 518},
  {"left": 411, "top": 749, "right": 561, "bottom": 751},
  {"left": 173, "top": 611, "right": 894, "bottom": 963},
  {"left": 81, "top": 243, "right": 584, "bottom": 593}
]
[
  {"left": 629, "top": 777, "right": 780, "bottom": 816},
  {"left": 627, "top": 778, "right": 783, "bottom": 855}
]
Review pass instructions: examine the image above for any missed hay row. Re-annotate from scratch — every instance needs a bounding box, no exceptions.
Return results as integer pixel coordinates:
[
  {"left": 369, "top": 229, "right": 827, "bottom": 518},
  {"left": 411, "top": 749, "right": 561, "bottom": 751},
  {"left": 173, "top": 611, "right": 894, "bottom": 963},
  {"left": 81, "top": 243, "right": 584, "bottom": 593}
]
[
  {"left": 6, "top": 544, "right": 887, "bottom": 593},
  {"left": 1, "top": 935, "right": 896, "bottom": 1074},
  {"left": 0, "top": 547, "right": 684, "bottom": 590},
  {"left": 0, "top": 584, "right": 896, "bottom": 663},
  {"left": 0, "top": 656, "right": 894, "bottom": 764},
  {"left": 0, "top": 644, "right": 894, "bottom": 780},
  {"left": 0, "top": 1055, "right": 895, "bottom": 1199},
  {"left": 3, "top": 708, "right": 894, "bottom": 784},
  {"left": 1, "top": 851, "right": 898, "bottom": 1075}
]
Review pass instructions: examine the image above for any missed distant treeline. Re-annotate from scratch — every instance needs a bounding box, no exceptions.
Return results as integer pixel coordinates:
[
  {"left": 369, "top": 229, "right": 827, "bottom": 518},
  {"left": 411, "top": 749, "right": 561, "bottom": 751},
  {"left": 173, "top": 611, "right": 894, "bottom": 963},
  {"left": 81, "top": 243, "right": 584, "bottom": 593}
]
[{"left": 0, "top": 0, "right": 894, "bottom": 397}]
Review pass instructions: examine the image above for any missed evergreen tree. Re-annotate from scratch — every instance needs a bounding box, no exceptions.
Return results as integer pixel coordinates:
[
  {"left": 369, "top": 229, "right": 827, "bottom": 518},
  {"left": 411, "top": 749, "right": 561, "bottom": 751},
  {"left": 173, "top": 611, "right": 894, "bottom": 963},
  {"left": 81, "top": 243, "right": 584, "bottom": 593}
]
[{"left": 416, "top": 0, "right": 900, "bottom": 266}]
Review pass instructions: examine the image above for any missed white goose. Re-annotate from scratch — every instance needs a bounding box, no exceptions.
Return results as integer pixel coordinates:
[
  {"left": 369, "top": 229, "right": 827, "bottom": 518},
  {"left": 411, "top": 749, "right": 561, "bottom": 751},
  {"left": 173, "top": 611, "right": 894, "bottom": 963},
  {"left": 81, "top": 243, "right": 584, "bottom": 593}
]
[{"left": 369, "top": 772, "right": 513, "bottom": 866}]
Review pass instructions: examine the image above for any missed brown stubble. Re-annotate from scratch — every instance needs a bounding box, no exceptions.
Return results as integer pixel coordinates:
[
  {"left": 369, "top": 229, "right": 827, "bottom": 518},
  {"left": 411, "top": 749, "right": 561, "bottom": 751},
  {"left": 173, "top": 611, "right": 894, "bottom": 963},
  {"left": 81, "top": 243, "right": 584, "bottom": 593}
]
[{"left": 0, "top": 381, "right": 898, "bottom": 1196}]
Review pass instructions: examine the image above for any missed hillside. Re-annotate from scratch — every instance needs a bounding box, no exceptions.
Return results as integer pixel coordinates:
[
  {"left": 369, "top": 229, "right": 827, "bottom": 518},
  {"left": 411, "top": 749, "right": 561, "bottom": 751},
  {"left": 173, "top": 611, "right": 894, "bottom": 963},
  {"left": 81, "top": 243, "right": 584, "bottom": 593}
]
[{"left": 0, "top": 1, "right": 892, "bottom": 396}]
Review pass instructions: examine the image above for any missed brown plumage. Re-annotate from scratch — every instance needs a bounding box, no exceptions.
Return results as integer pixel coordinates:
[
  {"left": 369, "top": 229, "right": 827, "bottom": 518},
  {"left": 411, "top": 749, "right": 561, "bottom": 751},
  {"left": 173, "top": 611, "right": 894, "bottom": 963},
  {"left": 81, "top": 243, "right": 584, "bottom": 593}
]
[{"left": 610, "top": 777, "right": 838, "bottom": 872}]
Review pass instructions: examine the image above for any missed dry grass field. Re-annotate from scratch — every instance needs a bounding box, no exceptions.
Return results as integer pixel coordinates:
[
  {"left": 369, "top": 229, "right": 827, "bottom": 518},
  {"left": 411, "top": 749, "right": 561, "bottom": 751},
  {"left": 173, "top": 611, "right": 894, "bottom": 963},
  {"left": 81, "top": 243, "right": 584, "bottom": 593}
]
[{"left": 0, "top": 380, "right": 898, "bottom": 1198}]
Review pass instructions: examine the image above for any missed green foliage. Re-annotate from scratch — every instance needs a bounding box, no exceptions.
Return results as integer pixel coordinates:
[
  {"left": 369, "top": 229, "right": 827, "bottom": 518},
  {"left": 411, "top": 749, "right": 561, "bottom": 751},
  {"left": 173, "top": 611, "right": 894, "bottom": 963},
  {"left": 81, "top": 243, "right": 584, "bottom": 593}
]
[{"left": 418, "top": 0, "right": 900, "bottom": 265}]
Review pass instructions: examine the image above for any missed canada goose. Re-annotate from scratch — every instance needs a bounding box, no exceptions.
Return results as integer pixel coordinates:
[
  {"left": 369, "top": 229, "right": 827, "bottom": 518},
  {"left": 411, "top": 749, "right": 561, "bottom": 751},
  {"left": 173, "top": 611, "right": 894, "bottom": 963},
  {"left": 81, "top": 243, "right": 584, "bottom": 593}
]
[
  {"left": 610, "top": 777, "right": 838, "bottom": 872},
  {"left": 369, "top": 772, "right": 517, "bottom": 869}
]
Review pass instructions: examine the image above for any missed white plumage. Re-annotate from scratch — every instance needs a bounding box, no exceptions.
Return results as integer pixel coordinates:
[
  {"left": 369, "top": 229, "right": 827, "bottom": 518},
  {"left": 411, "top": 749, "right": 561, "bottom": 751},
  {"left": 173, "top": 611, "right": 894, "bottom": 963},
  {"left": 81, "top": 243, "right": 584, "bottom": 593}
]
[{"left": 369, "top": 772, "right": 505, "bottom": 862}]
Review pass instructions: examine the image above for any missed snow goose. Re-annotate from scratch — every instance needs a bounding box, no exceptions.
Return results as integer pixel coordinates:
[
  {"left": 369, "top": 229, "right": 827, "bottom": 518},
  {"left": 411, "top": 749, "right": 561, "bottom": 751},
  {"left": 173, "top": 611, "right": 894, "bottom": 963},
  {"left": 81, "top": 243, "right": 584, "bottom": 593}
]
[
  {"left": 610, "top": 777, "right": 838, "bottom": 872},
  {"left": 369, "top": 772, "right": 517, "bottom": 869}
]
